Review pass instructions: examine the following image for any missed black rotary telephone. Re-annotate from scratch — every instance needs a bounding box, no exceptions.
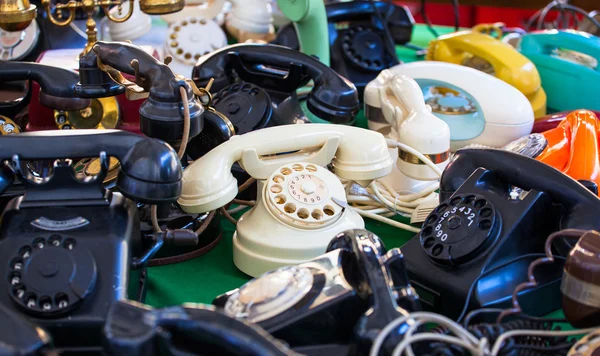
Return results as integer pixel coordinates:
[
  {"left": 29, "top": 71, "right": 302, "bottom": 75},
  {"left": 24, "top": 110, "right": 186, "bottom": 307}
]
[
  {"left": 189, "top": 43, "right": 360, "bottom": 159},
  {"left": 272, "top": 0, "right": 414, "bottom": 99},
  {"left": 214, "top": 229, "right": 420, "bottom": 356},
  {"left": 402, "top": 148, "right": 600, "bottom": 320},
  {"left": 0, "top": 130, "right": 197, "bottom": 353},
  {"left": 77, "top": 41, "right": 204, "bottom": 146}
]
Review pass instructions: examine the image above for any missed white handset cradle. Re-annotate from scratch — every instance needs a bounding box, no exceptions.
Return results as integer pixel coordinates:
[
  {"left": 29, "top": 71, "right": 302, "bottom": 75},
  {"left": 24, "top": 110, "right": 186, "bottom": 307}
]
[{"left": 179, "top": 124, "right": 393, "bottom": 276}]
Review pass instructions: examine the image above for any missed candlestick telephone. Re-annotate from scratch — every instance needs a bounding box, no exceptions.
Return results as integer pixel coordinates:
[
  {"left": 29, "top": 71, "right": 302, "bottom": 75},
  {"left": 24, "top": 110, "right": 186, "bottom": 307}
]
[
  {"left": 214, "top": 229, "right": 420, "bottom": 356},
  {"left": 0, "top": 130, "right": 198, "bottom": 352},
  {"left": 189, "top": 43, "right": 359, "bottom": 159},
  {"left": 401, "top": 148, "right": 600, "bottom": 319},
  {"left": 273, "top": 0, "right": 414, "bottom": 99},
  {"left": 178, "top": 124, "right": 393, "bottom": 277}
]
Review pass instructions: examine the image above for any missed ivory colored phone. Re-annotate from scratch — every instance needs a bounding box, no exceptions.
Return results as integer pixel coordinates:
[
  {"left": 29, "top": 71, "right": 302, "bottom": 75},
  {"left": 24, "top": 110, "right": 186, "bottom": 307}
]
[
  {"left": 365, "top": 61, "right": 534, "bottom": 151},
  {"left": 427, "top": 31, "right": 547, "bottom": 118},
  {"left": 178, "top": 124, "right": 393, "bottom": 277},
  {"left": 364, "top": 71, "right": 450, "bottom": 193}
]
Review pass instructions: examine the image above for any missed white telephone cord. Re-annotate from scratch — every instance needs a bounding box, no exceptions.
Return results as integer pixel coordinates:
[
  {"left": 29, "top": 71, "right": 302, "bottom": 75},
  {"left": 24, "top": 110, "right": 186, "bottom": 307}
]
[{"left": 344, "top": 139, "right": 443, "bottom": 234}]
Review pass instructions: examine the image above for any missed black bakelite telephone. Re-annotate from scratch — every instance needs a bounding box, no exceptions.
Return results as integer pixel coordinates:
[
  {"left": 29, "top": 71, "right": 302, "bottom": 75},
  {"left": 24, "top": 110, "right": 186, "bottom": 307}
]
[
  {"left": 189, "top": 43, "right": 360, "bottom": 159},
  {"left": 0, "top": 130, "right": 197, "bottom": 353},
  {"left": 77, "top": 41, "right": 204, "bottom": 145},
  {"left": 272, "top": 0, "right": 414, "bottom": 99},
  {"left": 214, "top": 229, "right": 420, "bottom": 356},
  {"left": 402, "top": 148, "right": 600, "bottom": 319}
]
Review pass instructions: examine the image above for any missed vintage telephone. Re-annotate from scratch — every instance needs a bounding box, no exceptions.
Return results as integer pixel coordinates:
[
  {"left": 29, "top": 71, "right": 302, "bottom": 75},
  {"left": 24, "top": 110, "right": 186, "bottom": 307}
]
[
  {"left": 505, "top": 110, "right": 600, "bottom": 196},
  {"left": 33, "top": 41, "right": 203, "bottom": 146},
  {"left": 189, "top": 43, "right": 359, "bottom": 158},
  {"left": 427, "top": 31, "right": 547, "bottom": 118},
  {"left": 178, "top": 124, "right": 393, "bottom": 277},
  {"left": 214, "top": 229, "right": 420, "bottom": 355},
  {"left": 0, "top": 130, "right": 199, "bottom": 352},
  {"left": 366, "top": 61, "right": 534, "bottom": 151},
  {"left": 518, "top": 30, "right": 600, "bottom": 112},
  {"left": 363, "top": 71, "right": 450, "bottom": 194},
  {"left": 401, "top": 148, "right": 600, "bottom": 319},
  {"left": 274, "top": 0, "right": 414, "bottom": 99}
]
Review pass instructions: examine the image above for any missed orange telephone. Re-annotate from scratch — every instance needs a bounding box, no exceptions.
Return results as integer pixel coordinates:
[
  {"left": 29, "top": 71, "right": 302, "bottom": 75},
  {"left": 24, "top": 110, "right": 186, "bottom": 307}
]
[{"left": 507, "top": 110, "right": 600, "bottom": 194}]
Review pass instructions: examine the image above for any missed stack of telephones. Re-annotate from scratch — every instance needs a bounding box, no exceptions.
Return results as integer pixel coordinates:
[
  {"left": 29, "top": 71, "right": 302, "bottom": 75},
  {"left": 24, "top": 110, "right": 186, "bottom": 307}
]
[{"left": 1, "top": 0, "right": 600, "bottom": 355}]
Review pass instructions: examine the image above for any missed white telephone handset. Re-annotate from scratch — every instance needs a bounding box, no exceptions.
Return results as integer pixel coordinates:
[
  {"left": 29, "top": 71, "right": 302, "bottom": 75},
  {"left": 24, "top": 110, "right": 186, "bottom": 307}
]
[{"left": 179, "top": 124, "right": 393, "bottom": 276}]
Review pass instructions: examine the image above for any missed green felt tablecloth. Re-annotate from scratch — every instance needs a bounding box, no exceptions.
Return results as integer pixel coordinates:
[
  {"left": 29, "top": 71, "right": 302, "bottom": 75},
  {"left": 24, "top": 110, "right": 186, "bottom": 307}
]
[{"left": 145, "top": 24, "right": 564, "bottom": 320}]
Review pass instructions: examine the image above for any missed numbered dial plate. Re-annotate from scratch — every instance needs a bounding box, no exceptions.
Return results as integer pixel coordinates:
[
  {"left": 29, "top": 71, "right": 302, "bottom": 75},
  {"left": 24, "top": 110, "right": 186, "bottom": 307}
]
[
  {"left": 265, "top": 163, "right": 346, "bottom": 229},
  {"left": 420, "top": 194, "right": 498, "bottom": 266},
  {"left": 425, "top": 87, "right": 477, "bottom": 115}
]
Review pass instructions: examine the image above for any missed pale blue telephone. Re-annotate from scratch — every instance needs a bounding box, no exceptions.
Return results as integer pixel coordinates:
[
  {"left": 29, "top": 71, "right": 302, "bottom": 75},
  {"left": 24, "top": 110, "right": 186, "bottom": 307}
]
[
  {"left": 518, "top": 30, "right": 600, "bottom": 112},
  {"left": 364, "top": 61, "right": 534, "bottom": 151}
]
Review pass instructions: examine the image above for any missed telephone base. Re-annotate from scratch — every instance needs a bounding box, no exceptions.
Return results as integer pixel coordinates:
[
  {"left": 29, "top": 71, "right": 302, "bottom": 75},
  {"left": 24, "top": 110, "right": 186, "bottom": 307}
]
[{"left": 233, "top": 203, "right": 364, "bottom": 277}]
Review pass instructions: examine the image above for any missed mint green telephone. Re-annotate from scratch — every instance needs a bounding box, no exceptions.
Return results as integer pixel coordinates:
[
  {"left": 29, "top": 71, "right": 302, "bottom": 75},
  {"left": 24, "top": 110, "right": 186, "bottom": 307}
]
[{"left": 276, "top": 0, "right": 330, "bottom": 66}]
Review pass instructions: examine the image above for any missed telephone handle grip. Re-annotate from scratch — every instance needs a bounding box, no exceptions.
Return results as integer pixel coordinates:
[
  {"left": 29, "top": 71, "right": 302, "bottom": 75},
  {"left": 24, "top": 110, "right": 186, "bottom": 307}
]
[
  {"left": 521, "top": 30, "right": 600, "bottom": 66},
  {"left": 0, "top": 61, "right": 80, "bottom": 98},
  {"left": 388, "top": 74, "right": 428, "bottom": 113},
  {"left": 442, "top": 149, "right": 600, "bottom": 229}
]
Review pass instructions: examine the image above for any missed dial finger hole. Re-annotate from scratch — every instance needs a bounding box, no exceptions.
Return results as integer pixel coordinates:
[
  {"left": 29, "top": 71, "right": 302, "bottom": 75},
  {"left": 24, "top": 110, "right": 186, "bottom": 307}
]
[
  {"left": 181, "top": 20, "right": 188, "bottom": 26},
  {"left": 305, "top": 164, "right": 317, "bottom": 172},
  {"left": 297, "top": 209, "right": 309, "bottom": 219},
  {"left": 55, "top": 293, "right": 68, "bottom": 309},
  {"left": 284, "top": 203, "right": 296, "bottom": 214},
  {"left": 478, "top": 220, "right": 492, "bottom": 230},
  {"left": 270, "top": 185, "right": 282, "bottom": 193},
  {"left": 424, "top": 237, "right": 435, "bottom": 249},
  {"left": 431, "top": 244, "right": 443, "bottom": 256},
  {"left": 450, "top": 197, "right": 463, "bottom": 206},
  {"left": 63, "top": 238, "right": 76, "bottom": 251},
  {"left": 464, "top": 195, "right": 476, "bottom": 204},
  {"left": 435, "top": 204, "right": 448, "bottom": 213},
  {"left": 425, "top": 214, "right": 438, "bottom": 225},
  {"left": 272, "top": 175, "right": 285, "bottom": 183},
  {"left": 324, "top": 205, "right": 335, "bottom": 216},
  {"left": 200, "top": 19, "right": 207, "bottom": 25},
  {"left": 32, "top": 237, "right": 45, "bottom": 249},
  {"left": 9, "top": 272, "right": 20, "bottom": 286},
  {"left": 25, "top": 293, "right": 37, "bottom": 309},
  {"left": 190, "top": 18, "right": 197, "bottom": 23},
  {"left": 39, "top": 296, "right": 52, "bottom": 311},
  {"left": 479, "top": 208, "right": 492, "bottom": 218},
  {"left": 10, "top": 257, "right": 23, "bottom": 271},
  {"left": 49, "top": 234, "right": 61, "bottom": 247},
  {"left": 280, "top": 167, "right": 292, "bottom": 175},
  {"left": 292, "top": 164, "right": 303, "bottom": 171},
  {"left": 474, "top": 199, "right": 486, "bottom": 209},
  {"left": 311, "top": 210, "right": 323, "bottom": 220},
  {"left": 421, "top": 226, "right": 433, "bottom": 237},
  {"left": 19, "top": 246, "right": 32, "bottom": 259},
  {"left": 12, "top": 285, "right": 25, "bottom": 299},
  {"left": 274, "top": 195, "right": 286, "bottom": 204}
]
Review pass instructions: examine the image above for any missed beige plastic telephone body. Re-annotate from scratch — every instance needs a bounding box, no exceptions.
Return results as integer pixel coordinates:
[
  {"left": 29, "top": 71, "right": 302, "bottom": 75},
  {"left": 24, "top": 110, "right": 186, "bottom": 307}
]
[
  {"left": 365, "top": 71, "right": 450, "bottom": 192},
  {"left": 179, "top": 124, "right": 393, "bottom": 276}
]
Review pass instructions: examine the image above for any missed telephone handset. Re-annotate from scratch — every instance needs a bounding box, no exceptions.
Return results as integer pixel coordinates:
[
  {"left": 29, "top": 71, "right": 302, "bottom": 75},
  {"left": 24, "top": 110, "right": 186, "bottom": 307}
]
[
  {"left": 178, "top": 124, "right": 393, "bottom": 276},
  {"left": 402, "top": 148, "right": 600, "bottom": 318},
  {"left": 0, "top": 61, "right": 94, "bottom": 111},
  {"left": 367, "top": 61, "right": 534, "bottom": 151},
  {"left": 273, "top": 0, "right": 414, "bottom": 99},
  {"left": 189, "top": 43, "right": 359, "bottom": 157},
  {"left": 518, "top": 30, "right": 600, "bottom": 112},
  {"left": 78, "top": 41, "right": 204, "bottom": 144},
  {"left": 427, "top": 31, "right": 547, "bottom": 118}
]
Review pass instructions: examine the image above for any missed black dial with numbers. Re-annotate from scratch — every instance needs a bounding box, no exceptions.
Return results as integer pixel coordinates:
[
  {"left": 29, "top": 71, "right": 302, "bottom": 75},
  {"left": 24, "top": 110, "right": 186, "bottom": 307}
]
[{"left": 419, "top": 194, "right": 499, "bottom": 266}]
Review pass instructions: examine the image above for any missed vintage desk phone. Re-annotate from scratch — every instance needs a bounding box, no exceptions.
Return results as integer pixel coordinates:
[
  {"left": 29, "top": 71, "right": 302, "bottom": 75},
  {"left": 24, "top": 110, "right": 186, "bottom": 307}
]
[
  {"left": 366, "top": 61, "right": 534, "bottom": 151},
  {"left": 427, "top": 31, "right": 547, "bottom": 118},
  {"left": 518, "top": 30, "right": 600, "bottom": 112},
  {"left": 189, "top": 43, "right": 359, "bottom": 158},
  {"left": 0, "top": 130, "right": 198, "bottom": 352},
  {"left": 214, "top": 229, "right": 420, "bottom": 355},
  {"left": 506, "top": 110, "right": 600, "bottom": 196},
  {"left": 274, "top": 0, "right": 414, "bottom": 100},
  {"left": 178, "top": 124, "right": 393, "bottom": 277},
  {"left": 363, "top": 71, "right": 450, "bottom": 194},
  {"left": 402, "top": 148, "right": 600, "bottom": 319}
]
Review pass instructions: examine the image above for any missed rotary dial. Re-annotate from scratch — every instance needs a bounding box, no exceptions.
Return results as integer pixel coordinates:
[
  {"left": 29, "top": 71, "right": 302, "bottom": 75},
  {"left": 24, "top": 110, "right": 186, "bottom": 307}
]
[
  {"left": 425, "top": 87, "right": 477, "bottom": 115},
  {"left": 265, "top": 163, "right": 346, "bottom": 229}
]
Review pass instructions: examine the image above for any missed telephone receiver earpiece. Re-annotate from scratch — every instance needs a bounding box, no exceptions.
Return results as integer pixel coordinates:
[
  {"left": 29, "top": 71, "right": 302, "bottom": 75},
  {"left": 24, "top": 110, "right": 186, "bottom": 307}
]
[
  {"left": 193, "top": 44, "right": 359, "bottom": 124},
  {"left": 0, "top": 61, "right": 92, "bottom": 111},
  {"left": 79, "top": 41, "right": 204, "bottom": 144},
  {"left": 0, "top": 130, "right": 182, "bottom": 204}
]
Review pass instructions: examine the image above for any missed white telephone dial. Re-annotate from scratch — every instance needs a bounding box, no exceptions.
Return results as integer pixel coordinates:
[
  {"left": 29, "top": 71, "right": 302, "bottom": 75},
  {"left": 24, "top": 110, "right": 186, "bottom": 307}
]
[{"left": 178, "top": 124, "right": 393, "bottom": 277}]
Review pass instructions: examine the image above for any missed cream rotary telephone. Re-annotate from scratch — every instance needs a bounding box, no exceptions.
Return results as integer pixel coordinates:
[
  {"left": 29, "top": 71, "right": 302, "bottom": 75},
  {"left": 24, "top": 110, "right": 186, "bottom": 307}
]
[
  {"left": 178, "top": 124, "right": 393, "bottom": 277},
  {"left": 352, "top": 72, "right": 450, "bottom": 227}
]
